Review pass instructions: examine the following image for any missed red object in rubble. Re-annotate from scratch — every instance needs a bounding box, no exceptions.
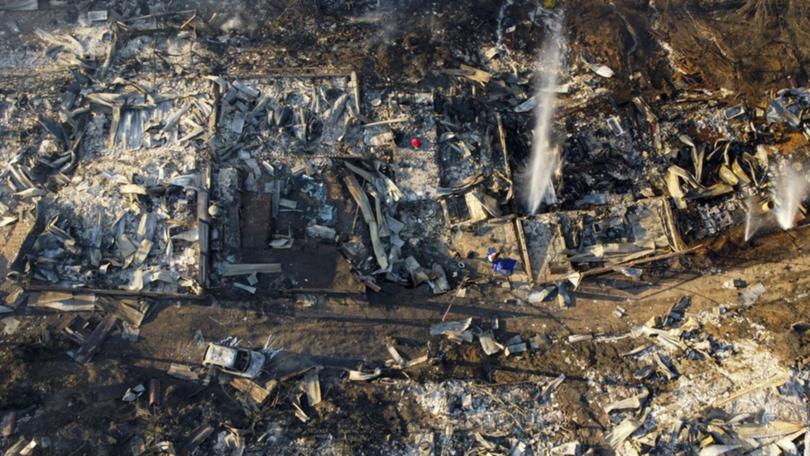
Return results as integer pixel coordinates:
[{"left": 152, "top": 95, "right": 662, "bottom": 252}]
[{"left": 410, "top": 137, "right": 422, "bottom": 149}]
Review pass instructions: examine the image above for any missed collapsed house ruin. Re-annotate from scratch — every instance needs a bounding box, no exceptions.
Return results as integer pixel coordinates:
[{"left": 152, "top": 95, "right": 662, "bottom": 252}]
[{"left": 1, "top": 0, "right": 810, "bottom": 454}]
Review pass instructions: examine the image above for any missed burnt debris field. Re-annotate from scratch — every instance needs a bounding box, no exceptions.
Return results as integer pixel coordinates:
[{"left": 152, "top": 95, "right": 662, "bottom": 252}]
[{"left": 1, "top": 0, "right": 810, "bottom": 454}]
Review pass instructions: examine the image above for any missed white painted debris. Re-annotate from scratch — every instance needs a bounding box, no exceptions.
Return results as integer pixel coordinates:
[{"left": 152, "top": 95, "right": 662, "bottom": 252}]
[
  {"left": 295, "top": 294, "right": 317, "bottom": 308},
  {"left": 734, "top": 420, "right": 804, "bottom": 440},
  {"left": 723, "top": 278, "right": 747, "bottom": 289},
  {"left": 87, "top": 10, "right": 108, "bottom": 22},
  {"left": 128, "top": 269, "right": 145, "bottom": 292},
  {"left": 606, "top": 418, "right": 640, "bottom": 449},
  {"left": 221, "top": 263, "right": 282, "bottom": 276},
  {"left": 446, "top": 330, "right": 473, "bottom": 343},
  {"left": 364, "top": 130, "right": 395, "bottom": 146},
  {"left": 568, "top": 334, "right": 593, "bottom": 343},
  {"left": 510, "top": 441, "right": 527, "bottom": 456},
  {"left": 504, "top": 335, "right": 527, "bottom": 357},
  {"left": 739, "top": 282, "right": 767, "bottom": 307},
  {"left": 2, "top": 317, "right": 20, "bottom": 335},
  {"left": 551, "top": 441, "right": 581, "bottom": 455},
  {"left": 414, "top": 432, "right": 435, "bottom": 455},
  {"left": 539, "top": 374, "right": 565, "bottom": 401},
  {"left": 387, "top": 344, "right": 406, "bottom": 367},
  {"left": 269, "top": 236, "right": 293, "bottom": 249},
  {"left": 654, "top": 353, "right": 678, "bottom": 380},
  {"left": 631, "top": 325, "right": 686, "bottom": 352},
  {"left": 590, "top": 64, "right": 615, "bottom": 78},
  {"left": 348, "top": 368, "right": 382, "bottom": 381},
  {"left": 607, "top": 116, "right": 624, "bottom": 135},
  {"left": 3, "top": 288, "right": 25, "bottom": 308},
  {"left": 121, "top": 322, "right": 140, "bottom": 342},
  {"left": 386, "top": 343, "right": 428, "bottom": 369},
  {"left": 615, "top": 267, "right": 642, "bottom": 278},
  {"left": 528, "top": 287, "right": 553, "bottom": 304},
  {"left": 514, "top": 96, "right": 537, "bottom": 113},
  {"left": 301, "top": 370, "right": 321, "bottom": 406},
  {"left": 1, "top": 0, "right": 37, "bottom": 11},
  {"left": 621, "top": 344, "right": 651, "bottom": 357},
  {"left": 17, "top": 438, "right": 38, "bottom": 456},
  {"left": 133, "top": 239, "right": 153, "bottom": 266},
  {"left": 120, "top": 184, "right": 148, "bottom": 195},
  {"left": 171, "top": 229, "right": 198, "bottom": 242},
  {"left": 122, "top": 384, "right": 145, "bottom": 402},
  {"left": 291, "top": 392, "right": 310, "bottom": 423},
  {"left": 678, "top": 134, "right": 696, "bottom": 148},
  {"left": 775, "top": 430, "right": 804, "bottom": 455},
  {"left": 568, "top": 272, "right": 584, "bottom": 289},
  {"left": 699, "top": 445, "right": 741, "bottom": 456},
  {"left": 430, "top": 318, "right": 472, "bottom": 337},
  {"left": 603, "top": 390, "right": 648, "bottom": 413},
  {"left": 306, "top": 224, "right": 336, "bottom": 241},
  {"left": 478, "top": 331, "right": 504, "bottom": 355}
]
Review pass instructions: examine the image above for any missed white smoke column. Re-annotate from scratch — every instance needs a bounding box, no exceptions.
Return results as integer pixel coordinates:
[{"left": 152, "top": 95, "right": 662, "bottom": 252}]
[
  {"left": 773, "top": 163, "right": 808, "bottom": 230},
  {"left": 525, "top": 18, "right": 565, "bottom": 215}
]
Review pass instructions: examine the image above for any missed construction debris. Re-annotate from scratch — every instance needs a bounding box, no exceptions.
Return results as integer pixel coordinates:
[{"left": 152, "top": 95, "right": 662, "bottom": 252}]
[
  {"left": 231, "top": 377, "right": 278, "bottom": 407},
  {"left": 0, "top": 1, "right": 809, "bottom": 454},
  {"left": 68, "top": 314, "right": 117, "bottom": 364},
  {"left": 348, "top": 368, "right": 382, "bottom": 381}
]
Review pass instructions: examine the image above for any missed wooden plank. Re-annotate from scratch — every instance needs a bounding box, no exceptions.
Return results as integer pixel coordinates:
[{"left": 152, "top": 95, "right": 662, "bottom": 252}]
[
  {"left": 70, "top": 314, "right": 117, "bottom": 364},
  {"left": 181, "top": 423, "right": 214, "bottom": 456},
  {"left": 343, "top": 175, "right": 388, "bottom": 270},
  {"left": 582, "top": 244, "right": 706, "bottom": 279},
  {"left": 30, "top": 291, "right": 96, "bottom": 311},
  {"left": 514, "top": 219, "right": 534, "bottom": 286},
  {"left": 230, "top": 377, "right": 277, "bottom": 406},
  {"left": 350, "top": 70, "right": 361, "bottom": 115},
  {"left": 25, "top": 285, "right": 205, "bottom": 300},
  {"left": 220, "top": 263, "right": 282, "bottom": 276},
  {"left": 0, "top": 214, "right": 38, "bottom": 282},
  {"left": 2, "top": 411, "right": 15, "bottom": 438},
  {"left": 442, "top": 64, "right": 492, "bottom": 85},
  {"left": 495, "top": 112, "right": 513, "bottom": 184},
  {"left": 197, "top": 188, "right": 210, "bottom": 289},
  {"left": 167, "top": 363, "right": 199, "bottom": 382},
  {"left": 661, "top": 197, "right": 687, "bottom": 252},
  {"left": 712, "top": 373, "right": 790, "bottom": 408},
  {"left": 96, "top": 296, "right": 150, "bottom": 327}
]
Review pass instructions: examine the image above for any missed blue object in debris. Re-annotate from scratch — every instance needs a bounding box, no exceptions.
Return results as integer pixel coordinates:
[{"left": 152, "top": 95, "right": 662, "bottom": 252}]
[{"left": 492, "top": 258, "right": 517, "bottom": 276}]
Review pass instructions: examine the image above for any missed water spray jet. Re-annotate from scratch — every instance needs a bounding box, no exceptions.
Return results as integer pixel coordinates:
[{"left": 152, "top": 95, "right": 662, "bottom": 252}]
[
  {"left": 524, "top": 15, "right": 565, "bottom": 215},
  {"left": 772, "top": 162, "right": 808, "bottom": 231}
]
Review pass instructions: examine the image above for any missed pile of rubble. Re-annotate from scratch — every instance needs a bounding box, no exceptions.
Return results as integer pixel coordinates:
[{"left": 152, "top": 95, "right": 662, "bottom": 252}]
[{"left": 0, "top": 0, "right": 809, "bottom": 454}]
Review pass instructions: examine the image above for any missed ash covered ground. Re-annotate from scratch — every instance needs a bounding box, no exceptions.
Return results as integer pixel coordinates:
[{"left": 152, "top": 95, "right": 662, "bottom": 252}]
[{"left": 0, "top": 0, "right": 810, "bottom": 454}]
